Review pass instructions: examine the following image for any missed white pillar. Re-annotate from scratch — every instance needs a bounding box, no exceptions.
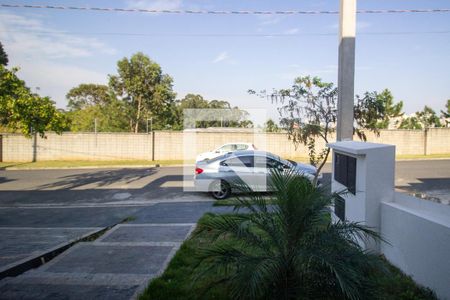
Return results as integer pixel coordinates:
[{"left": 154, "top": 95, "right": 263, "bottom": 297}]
[
  {"left": 337, "top": 0, "right": 356, "bottom": 141},
  {"left": 328, "top": 141, "right": 396, "bottom": 252}
]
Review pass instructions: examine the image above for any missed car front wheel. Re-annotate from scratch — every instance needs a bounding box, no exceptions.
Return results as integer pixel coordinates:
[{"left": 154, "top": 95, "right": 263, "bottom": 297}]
[{"left": 210, "top": 180, "right": 231, "bottom": 200}]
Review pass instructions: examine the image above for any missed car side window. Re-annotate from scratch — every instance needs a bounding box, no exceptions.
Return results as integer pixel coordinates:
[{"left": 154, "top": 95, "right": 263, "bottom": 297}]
[
  {"left": 266, "top": 158, "right": 281, "bottom": 169},
  {"left": 239, "top": 156, "right": 254, "bottom": 168},
  {"left": 236, "top": 144, "right": 248, "bottom": 150},
  {"left": 221, "top": 158, "right": 237, "bottom": 166},
  {"left": 221, "top": 156, "right": 254, "bottom": 168},
  {"left": 267, "top": 157, "right": 288, "bottom": 169},
  {"left": 254, "top": 156, "right": 280, "bottom": 169}
]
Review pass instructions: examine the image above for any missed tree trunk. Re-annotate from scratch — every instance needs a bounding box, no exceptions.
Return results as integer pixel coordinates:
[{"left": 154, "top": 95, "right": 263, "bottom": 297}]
[
  {"left": 129, "top": 119, "right": 133, "bottom": 132},
  {"left": 314, "top": 147, "right": 331, "bottom": 186},
  {"left": 134, "top": 96, "right": 142, "bottom": 133}
]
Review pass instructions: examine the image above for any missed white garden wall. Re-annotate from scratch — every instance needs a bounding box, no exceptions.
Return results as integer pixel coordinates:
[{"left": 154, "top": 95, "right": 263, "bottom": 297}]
[{"left": 381, "top": 193, "right": 450, "bottom": 299}]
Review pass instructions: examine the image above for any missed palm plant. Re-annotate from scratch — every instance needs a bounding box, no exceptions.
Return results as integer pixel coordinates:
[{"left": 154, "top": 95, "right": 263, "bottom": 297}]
[{"left": 194, "top": 169, "right": 385, "bottom": 300}]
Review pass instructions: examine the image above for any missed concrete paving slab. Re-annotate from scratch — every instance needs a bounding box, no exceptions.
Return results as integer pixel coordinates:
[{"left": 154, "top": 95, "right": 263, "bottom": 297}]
[
  {"left": 0, "top": 282, "right": 139, "bottom": 300},
  {"left": 0, "top": 207, "right": 141, "bottom": 227},
  {"left": 0, "top": 227, "right": 100, "bottom": 269},
  {"left": 42, "top": 243, "right": 173, "bottom": 275},
  {"left": 98, "top": 224, "right": 194, "bottom": 243},
  {"left": 0, "top": 227, "right": 103, "bottom": 278},
  {"left": 129, "top": 201, "right": 230, "bottom": 223},
  {"left": 4, "top": 270, "right": 150, "bottom": 287}
]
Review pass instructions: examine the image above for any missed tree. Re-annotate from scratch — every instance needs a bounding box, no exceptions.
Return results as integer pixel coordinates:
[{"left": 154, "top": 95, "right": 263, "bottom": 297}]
[
  {"left": 264, "top": 119, "right": 281, "bottom": 132},
  {"left": 66, "top": 84, "right": 111, "bottom": 110},
  {"left": 208, "top": 99, "right": 232, "bottom": 109},
  {"left": 441, "top": 99, "right": 450, "bottom": 127},
  {"left": 416, "top": 106, "right": 441, "bottom": 128},
  {"left": 372, "top": 89, "right": 403, "bottom": 129},
  {"left": 109, "top": 52, "right": 176, "bottom": 133},
  {"left": 66, "top": 98, "right": 130, "bottom": 132},
  {"left": 0, "top": 65, "right": 68, "bottom": 137},
  {"left": 398, "top": 116, "right": 423, "bottom": 130},
  {"left": 443, "top": 99, "right": 450, "bottom": 117},
  {"left": 175, "top": 94, "right": 252, "bottom": 129},
  {"left": 250, "top": 77, "right": 394, "bottom": 182},
  {"left": 65, "top": 83, "right": 130, "bottom": 132},
  {"left": 250, "top": 76, "right": 338, "bottom": 181},
  {"left": 353, "top": 91, "right": 387, "bottom": 138},
  {"left": 195, "top": 170, "right": 384, "bottom": 299},
  {"left": 0, "top": 41, "right": 8, "bottom": 66},
  {"left": 178, "top": 94, "right": 210, "bottom": 109}
]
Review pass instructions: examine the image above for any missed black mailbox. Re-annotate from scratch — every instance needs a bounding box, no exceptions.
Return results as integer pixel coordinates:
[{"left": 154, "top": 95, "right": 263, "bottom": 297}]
[
  {"left": 334, "top": 153, "right": 356, "bottom": 194},
  {"left": 334, "top": 195, "right": 345, "bottom": 221}
]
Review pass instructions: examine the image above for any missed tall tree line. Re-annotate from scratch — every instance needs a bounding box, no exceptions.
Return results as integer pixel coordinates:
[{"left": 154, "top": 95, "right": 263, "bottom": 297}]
[
  {"left": 66, "top": 52, "right": 250, "bottom": 132},
  {"left": 1, "top": 42, "right": 448, "bottom": 136}
]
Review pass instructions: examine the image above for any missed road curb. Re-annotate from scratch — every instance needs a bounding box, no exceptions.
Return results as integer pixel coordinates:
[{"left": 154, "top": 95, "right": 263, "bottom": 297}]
[
  {"left": 0, "top": 214, "right": 139, "bottom": 280},
  {"left": 3, "top": 164, "right": 194, "bottom": 171},
  {"left": 0, "top": 227, "right": 105, "bottom": 280}
]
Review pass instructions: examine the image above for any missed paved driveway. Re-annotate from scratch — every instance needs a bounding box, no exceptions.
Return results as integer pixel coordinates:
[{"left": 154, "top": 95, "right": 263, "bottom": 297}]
[
  {"left": 0, "top": 166, "right": 232, "bottom": 299},
  {"left": 0, "top": 201, "right": 230, "bottom": 299}
]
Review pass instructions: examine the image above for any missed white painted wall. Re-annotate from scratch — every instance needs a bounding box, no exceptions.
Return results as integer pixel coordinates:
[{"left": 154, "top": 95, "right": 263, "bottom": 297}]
[{"left": 381, "top": 193, "right": 450, "bottom": 300}]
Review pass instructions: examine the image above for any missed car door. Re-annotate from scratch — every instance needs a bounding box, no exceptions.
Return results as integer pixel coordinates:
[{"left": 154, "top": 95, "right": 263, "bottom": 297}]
[
  {"left": 219, "top": 155, "right": 256, "bottom": 190},
  {"left": 265, "top": 157, "right": 289, "bottom": 191},
  {"left": 253, "top": 155, "right": 270, "bottom": 191}
]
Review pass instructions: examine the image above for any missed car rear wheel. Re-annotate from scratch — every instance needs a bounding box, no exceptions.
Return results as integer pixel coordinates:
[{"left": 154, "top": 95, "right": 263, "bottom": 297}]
[{"left": 210, "top": 180, "right": 231, "bottom": 200}]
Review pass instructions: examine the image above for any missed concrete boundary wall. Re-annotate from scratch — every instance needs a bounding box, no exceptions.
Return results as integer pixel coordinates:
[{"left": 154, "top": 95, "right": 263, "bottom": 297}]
[
  {"left": 381, "top": 193, "right": 450, "bottom": 299},
  {"left": 1, "top": 128, "right": 450, "bottom": 162}
]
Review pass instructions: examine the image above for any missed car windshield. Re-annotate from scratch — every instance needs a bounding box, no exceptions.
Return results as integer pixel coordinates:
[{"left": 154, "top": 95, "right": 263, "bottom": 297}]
[
  {"left": 236, "top": 144, "right": 248, "bottom": 150},
  {"left": 279, "top": 158, "right": 294, "bottom": 168},
  {"left": 217, "top": 144, "right": 236, "bottom": 152}
]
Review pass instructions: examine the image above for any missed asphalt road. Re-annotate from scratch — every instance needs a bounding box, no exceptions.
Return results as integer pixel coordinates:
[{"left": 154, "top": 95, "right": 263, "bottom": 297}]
[
  {"left": 0, "top": 167, "right": 208, "bottom": 207},
  {"left": 0, "top": 160, "right": 449, "bottom": 207}
]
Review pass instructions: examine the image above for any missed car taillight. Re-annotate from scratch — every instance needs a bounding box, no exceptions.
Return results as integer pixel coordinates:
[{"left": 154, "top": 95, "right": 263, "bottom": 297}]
[{"left": 195, "top": 167, "right": 203, "bottom": 175}]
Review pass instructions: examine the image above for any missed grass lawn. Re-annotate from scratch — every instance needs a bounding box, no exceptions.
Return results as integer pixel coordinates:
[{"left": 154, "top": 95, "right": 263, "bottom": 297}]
[
  {"left": 0, "top": 159, "right": 187, "bottom": 170},
  {"left": 289, "top": 153, "right": 450, "bottom": 162},
  {"left": 139, "top": 213, "right": 436, "bottom": 300},
  {"left": 396, "top": 153, "right": 450, "bottom": 160}
]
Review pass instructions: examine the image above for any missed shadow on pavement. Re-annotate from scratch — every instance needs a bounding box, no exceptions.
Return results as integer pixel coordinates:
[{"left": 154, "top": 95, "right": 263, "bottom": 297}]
[
  {"left": 0, "top": 177, "right": 15, "bottom": 184},
  {"left": 396, "top": 177, "right": 450, "bottom": 205},
  {"left": 0, "top": 170, "right": 204, "bottom": 206},
  {"left": 35, "top": 168, "right": 159, "bottom": 190},
  {"left": 399, "top": 177, "right": 450, "bottom": 192}
]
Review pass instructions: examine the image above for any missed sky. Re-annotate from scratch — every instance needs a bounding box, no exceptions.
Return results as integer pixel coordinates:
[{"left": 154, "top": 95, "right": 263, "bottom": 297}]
[{"left": 1, "top": 0, "right": 449, "bottom": 122}]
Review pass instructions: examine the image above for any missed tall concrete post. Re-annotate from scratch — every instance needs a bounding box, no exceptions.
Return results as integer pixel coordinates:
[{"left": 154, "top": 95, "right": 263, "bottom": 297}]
[{"left": 337, "top": 0, "right": 356, "bottom": 141}]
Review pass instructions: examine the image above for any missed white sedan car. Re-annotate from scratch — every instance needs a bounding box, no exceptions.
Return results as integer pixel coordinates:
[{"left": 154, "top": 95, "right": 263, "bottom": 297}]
[{"left": 196, "top": 143, "right": 256, "bottom": 162}]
